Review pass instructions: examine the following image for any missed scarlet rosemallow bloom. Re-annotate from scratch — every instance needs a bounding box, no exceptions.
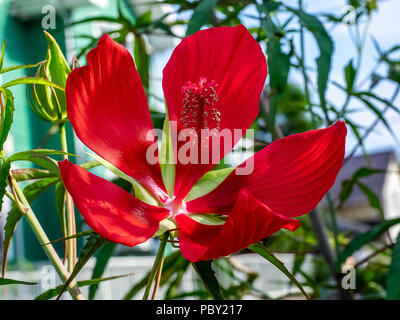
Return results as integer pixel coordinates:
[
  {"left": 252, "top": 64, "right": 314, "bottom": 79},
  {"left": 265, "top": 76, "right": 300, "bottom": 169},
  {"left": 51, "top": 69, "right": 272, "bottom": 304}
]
[{"left": 59, "top": 25, "right": 347, "bottom": 262}]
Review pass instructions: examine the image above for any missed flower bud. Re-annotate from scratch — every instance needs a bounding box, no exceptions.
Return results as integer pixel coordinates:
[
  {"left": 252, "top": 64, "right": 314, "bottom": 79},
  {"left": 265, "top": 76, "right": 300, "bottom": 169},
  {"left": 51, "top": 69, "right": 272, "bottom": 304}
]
[{"left": 28, "top": 31, "right": 70, "bottom": 124}]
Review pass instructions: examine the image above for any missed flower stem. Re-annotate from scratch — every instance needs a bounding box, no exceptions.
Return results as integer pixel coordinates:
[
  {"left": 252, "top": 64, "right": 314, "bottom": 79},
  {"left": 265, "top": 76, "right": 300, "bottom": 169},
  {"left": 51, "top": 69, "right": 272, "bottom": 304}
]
[
  {"left": 142, "top": 232, "right": 168, "bottom": 300},
  {"left": 8, "top": 174, "right": 85, "bottom": 300},
  {"left": 59, "top": 124, "right": 77, "bottom": 272},
  {"left": 151, "top": 254, "right": 165, "bottom": 300}
]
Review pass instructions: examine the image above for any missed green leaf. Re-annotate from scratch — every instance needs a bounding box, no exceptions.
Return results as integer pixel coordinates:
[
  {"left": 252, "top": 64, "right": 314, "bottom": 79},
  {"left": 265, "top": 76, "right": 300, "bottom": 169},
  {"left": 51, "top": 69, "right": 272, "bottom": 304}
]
[
  {"left": 186, "top": 0, "right": 218, "bottom": 36},
  {"left": 55, "top": 181, "right": 67, "bottom": 240},
  {"left": 338, "top": 167, "right": 385, "bottom": 210},
  {"left": 2, "top": 209, "right": 22, "bottom": 277},
  {"left": 2, "top": 177, "right": 59, "bottom": 276},
  {"left": 152, "top": 217, "right": 177, "bottom": 238},
  {"left": 0, "top": 277, "right": 36, "bottom": 286},
  {"left": 354, "top": 94, "right": 398, "bottom": 141},
  {"left": 0, "top": 61, "right": 42, "bottom": 74},
  {"left": 185, "top": 167, "right": 235, "bottom": 201},
  {"left": 43, "top": 230, "right": 94, "bottom": 246},
  {"left": 0, "top": 88, "right": 15, "bottom": 151},
  {"left": 344, "top": 59, "right": 356, "bottom": 93},
  {"left": 192, "top": 260, "right": 224, "bottom": 300},
  {"left": 159, "top": 113, "right": 175, "bottom": 198},
  {"left": 134, "top": 34, "right": 149, "bottom": 94},
  {"left": 30, "top": 31, "right": 70, "bottom": 121},
  {"left": 35, "top": 273, "right": 134, "bottom": 300},
  {"left": 80, "top": 160, "right": 101, "bottom": 171},
  {"left": 85, "top": 152, "right": 158, "bottom": 206},
  {"left": 164, "top": 260, "right": 190, "bottom": 299},
  {"left": 89, "top": 242, "right": 116, "bottom": 300},
  {"left": 356, "top": 181, "right": 384, "bottom": 218},
  {"left": 56, "top": 233, "right": 107, "bottom": 300},
  {"left": 386, "top": 233, "right": 400, "bottom": 300},
  {"left": 12, "top": 168, "right": 56, "bottom": 181},
  {"left": 123, "top": 250, "right": 185, "bottom": 300},
  {"left": 287, "top": 6, "right": 334, "bottom": 112},
  {"left": 0, "top": 155, "right": 10, "bottom": 212},
  {"left": 258, "top": 3, "right": 290, "bottom": 132},
  {"left": 189, "top": 213, "right": 226, "bottom": 226},
  {"left": 0, "top": 40, "right": 5, "bottom": 71},
  {"left": 248, "top": 243, "right": 310, "bottom": 299},
  {"left": 357, "top": 91, "right": 400, "bottom": 115},
  {"left": 1, "top": 77, "right": 64, "bottom": 91},
  {"left": 336, "top": 218, "right": 400, "bottom": 268},
  {"left": 8, "top": 149, "right": 74, "bottom": 175},
  {"left": 135, "top": 10, "right": 152, "bottom": 28}
]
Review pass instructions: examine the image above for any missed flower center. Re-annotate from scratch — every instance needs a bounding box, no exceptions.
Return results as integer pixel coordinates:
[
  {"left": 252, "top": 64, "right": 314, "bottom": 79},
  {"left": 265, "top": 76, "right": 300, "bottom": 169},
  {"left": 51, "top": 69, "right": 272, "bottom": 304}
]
[
  {"left": 164, "top": 197, "right": 187, "bottom": 217},
  {"left": 180, "top": 77, "right": 221, "bottom": 131}
]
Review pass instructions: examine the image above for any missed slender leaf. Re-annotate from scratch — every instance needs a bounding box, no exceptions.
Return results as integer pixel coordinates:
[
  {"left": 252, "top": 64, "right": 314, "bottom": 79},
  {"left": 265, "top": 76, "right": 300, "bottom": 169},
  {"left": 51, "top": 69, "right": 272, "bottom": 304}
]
[
  {"left": 12, "top": 168, "right": 56, "bottom": 181},
  {"left": 386, "top": 233, "right": 400, "bottom": 300},
  {"left": 0, "top": 277, "right": 36, "bottom": 286},
  {"left": 336, "top": 218, "right": 400, "bottom": 268},
  {"left": 0, "top": 155, "right": 10, "bottom": 212},
  {"left": 1, "top": 77, "right": 64, "bottom": 90},
  {"left": 0, "top": 61, "right": 42, "bottom": 74},
  {"left": 0, "top": 88, "right": 14, "bottom": 150},
  {"left": 0, "top": 40, "right": 5, "bottom": 71},
  {"left": 43, "top": 230, "right": 94, "bottom": 246},
  {"left": 123, "top": 250, "right": 184, "bottom": 300},
  {"left": 249, "top": 243, "right": 310, "bottom": 299},
  {"left": 259, "top": 3, "right": 290, "bottom": 132},
  {"left": 56, "top": 234, "right": 107, "bottom": 300},
  {"left": 35, "top": 273, "right": 134, "bottom": 300},
  {"left": 89, "top": 242, "right": 116, "bottom": 300},
  {"left": 356, "top": 181, "right": 384, "bottom": 218},
  {"left": 286, "top": 6, "right": 334, "bottom": 112},
  {"left": 2, "top": 177, "right": 59, "bottom": 276},
  {"left": 134, "top": 34, "right": 149, "bottom": 92},
  {"left": 55, "top": 181, "right": 67, "bottom": 240},
  {"left": 159, "top": 113, "right": 175, "bottom": 198},
  {"left": 192, "top": 260, "right": 224, "bottom": 300},
  {"left": 344, "top": 59, "right": 356, "bottom": 93},
  {"left": 9, "top": 149, "right": 74, "bottom": 175},
  {"left": 185, "top": 167, "right": 235, "bottom": 201},
  {"left": 186, "top": 0, "right": 218, "bottom": 36}
]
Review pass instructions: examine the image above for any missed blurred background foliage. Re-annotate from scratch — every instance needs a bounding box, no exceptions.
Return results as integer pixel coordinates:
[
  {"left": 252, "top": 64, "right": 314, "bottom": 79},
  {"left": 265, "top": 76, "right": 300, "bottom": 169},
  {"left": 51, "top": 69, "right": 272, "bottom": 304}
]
[{"left": 1, "top": 0, "right": 400, "bottom": 300}]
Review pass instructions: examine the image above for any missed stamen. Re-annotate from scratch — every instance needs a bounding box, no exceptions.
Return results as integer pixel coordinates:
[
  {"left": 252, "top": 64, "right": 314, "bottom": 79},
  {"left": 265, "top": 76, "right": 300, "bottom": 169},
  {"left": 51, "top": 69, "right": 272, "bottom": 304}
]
[{"left": 181, "top": 77, "right": 220, "bottom": 131}]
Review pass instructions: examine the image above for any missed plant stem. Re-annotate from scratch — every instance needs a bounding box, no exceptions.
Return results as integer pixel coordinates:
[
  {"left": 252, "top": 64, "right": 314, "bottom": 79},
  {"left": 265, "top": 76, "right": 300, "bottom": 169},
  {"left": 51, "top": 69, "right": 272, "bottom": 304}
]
[
  {"left": 9, "top": 174, "right": 85, "bottom": 300},
  {"left": 143, "top": 232, "right": 168, "bottom": 300},
  {"left": 59, "top": 124, "right": 77, "bottom": 272},
  {"left": 151, "top": 255, "right": 164, "bottom": 300}
]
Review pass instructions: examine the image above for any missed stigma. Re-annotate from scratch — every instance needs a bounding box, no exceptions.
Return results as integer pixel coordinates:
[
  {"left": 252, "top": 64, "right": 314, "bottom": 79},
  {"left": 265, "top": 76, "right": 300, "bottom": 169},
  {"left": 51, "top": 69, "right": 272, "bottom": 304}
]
[{"left": 180, "top": 77, "right": 221, "bottom": 131}]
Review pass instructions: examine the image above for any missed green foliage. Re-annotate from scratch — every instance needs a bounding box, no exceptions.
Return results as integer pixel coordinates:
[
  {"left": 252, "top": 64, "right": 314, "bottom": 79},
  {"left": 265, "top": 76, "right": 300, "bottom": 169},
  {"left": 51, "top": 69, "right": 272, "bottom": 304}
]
[
  {"left": 27, "top": 31, "right": 70, "bottom": 123},
  {"left": 186, "top": 0, "right": 219, "bottom": 36},
  {"left": 56, "top": 233, "right": 107, "bottom": 300},
  {"left": 336, "top": 218, "right": 400, "bottom": 268},
  {"left": 386, "top": 233, "right": 400, "bottom": 299},
  {"left": 249, "top": 242, "right": 309, "bottom": 299},
  {"left": 192, "top": 260, "right": 224, "bottom": 300},
  {"left": 88, "top": 242, "right": 117, "bottom": 300}
]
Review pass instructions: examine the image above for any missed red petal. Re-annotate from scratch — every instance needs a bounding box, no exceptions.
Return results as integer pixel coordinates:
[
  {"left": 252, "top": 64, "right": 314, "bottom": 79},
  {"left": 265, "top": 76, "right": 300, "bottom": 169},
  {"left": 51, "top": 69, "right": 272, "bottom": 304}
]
[
  {"left": 187, "top": 121, "right": 347, "bottom": 217},
  {"left": 163, "top": 25, "right": 268, "bottom": 199},
  {"left": 59, "top": 160, "right": 169, "bottom": 247},
  {"left": 66, "top": 34, "right": 167, "bottom": 201},
  {"left": 176, "top": 190, "right": 299, "bottom": 262}
]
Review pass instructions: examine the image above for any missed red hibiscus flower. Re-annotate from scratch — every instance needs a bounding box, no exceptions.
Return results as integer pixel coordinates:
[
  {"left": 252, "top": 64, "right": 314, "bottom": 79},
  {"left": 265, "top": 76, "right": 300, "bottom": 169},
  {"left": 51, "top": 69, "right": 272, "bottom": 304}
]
[{"left": 59, "top": 25, "right": 347, "bottom": 262}]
